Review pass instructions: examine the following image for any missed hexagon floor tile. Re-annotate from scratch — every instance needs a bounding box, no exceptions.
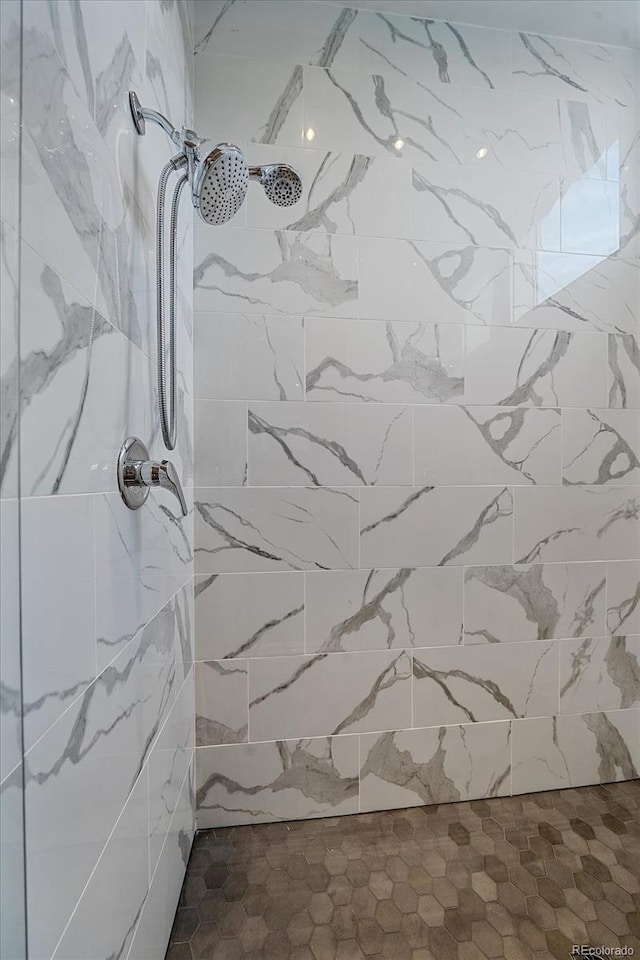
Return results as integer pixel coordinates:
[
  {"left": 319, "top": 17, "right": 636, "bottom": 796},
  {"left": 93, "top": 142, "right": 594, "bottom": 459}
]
[{"left": 166, "top": 781, "right": 640, "bottom": 960}]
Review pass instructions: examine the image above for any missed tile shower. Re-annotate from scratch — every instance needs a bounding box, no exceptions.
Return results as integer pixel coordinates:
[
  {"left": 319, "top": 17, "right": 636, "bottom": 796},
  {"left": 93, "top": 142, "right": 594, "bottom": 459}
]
[
  {"left": 191, "top": 0, "right": 640, "bottom": 828},
  {"left": 0, "top": 1, "right": 638, "bottom": 959}
]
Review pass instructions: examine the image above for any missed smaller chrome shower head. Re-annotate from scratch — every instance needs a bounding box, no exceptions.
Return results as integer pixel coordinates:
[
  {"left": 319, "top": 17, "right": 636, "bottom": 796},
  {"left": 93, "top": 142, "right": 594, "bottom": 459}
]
[
  {"left": 250, "top": 164, "right": 303, "bottom": 207},
  {"left": 193, "top": 143, "right": 249, "bottom": 225}
]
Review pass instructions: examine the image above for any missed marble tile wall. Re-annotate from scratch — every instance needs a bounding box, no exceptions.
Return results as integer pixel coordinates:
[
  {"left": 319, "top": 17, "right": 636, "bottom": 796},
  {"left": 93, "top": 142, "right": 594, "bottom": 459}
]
[
  {"left": 192, "top": 0, "right": 640, "bottom": 829},
  {"left": 0, "top": 2, "right": 196, "bottom": 958}
]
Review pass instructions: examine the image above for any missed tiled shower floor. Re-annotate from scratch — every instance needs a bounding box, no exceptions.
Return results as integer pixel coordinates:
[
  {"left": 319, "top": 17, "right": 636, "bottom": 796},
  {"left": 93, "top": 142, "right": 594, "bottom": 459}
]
[{"left": 166, "top": 782, "right": 640, "bottom": 960}]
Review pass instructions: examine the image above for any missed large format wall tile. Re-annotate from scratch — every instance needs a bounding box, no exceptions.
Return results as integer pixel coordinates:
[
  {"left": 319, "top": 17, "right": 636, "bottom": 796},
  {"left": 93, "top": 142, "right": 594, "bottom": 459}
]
[
  {"left": 360, "top": 485, "right": 513, "bottom": 568},
  {"left": 196, "top": 736, "right": 359, "bottom": 828},
  {"left": 247, "top": 146, "right": 412, "bottom": 238},
  {"left": 414, "top": 405, "right": 561, "bottom": 485},
  {"left": 248, "top": 401, "right": 413, "bottom": 486},
  {"left": 196, "top": 660, "right": 248, "bottom": 745},
  {"left": 195, "top": 400, "right": 247, "bottom": 486},
  {"left": 512, "top": 32, "right": 638, "bottom": 107},
  {"left": 606, "top": 561, "right": 640, "bottom": 635},
  {"left": 412, "top": 160, "right": 560, "bottom": 250},
  {"left": 249, "top": 650, "right": 412, "bottom": 740},
  {"left": 305, "top": 318, "right": 464, "bottom": 404},
  {"left": 0, "top": 500, "right": 22, "bottom": 783},
  {"left": 195, "top": 486, "right": 360, "bottom": 572},
  {"left": 305, "top": 567, "right": 463, "bottom": 653},
  {"left": 196, "top": 571, "right": 304, "bottom": 660},
  {"left": 413, "top": 641, "right": 558, "bottom": 726},
  {"left": 559, "top": 636, "right": 640, "bottom": 714},
  {"left": 194, "top": 313, "right": 303, "bottom": 401},
  {"left": 562, "top": 409, "right": 640, "bottom": 485},
  {"left": 514, "top": 485, "right": 640, "bottom": 562},
  {"left": 464, "top": 326, "right": 608, "bottom": 407},
  {"left": 303, "top": 65, "right": 463, "bottom": 163},
  {"left": 194, "top": 1, "right": 359, "bottom": 68},
  {"left": 194, "top": 226, "right": 358, "bottom": 317},
  {"left": 463, "top": 88, "right": 607, "bottom": 178},
  {"left": 357, "top": 12, "right": 512, "bottom": 91},
  {"left": 0, "top": 221, "right": 19, "bottom": 498},
  {"left": 358, "top": 238, "right": 511, "bottom": 326},
  {"left": 464, "top": 563, "right": 606, "bottom": 643},
  {"left": 512, "top": 710, "right": 640, "bottom": 794},
  {"left": 560, "top": 178, "right": 621, "bottom": 256},
  {"left": 360, "top": 721, "right": 511, "bottom": 812},
  {"left": 514, "top": 251, "right": 640, "bottom": 335}
]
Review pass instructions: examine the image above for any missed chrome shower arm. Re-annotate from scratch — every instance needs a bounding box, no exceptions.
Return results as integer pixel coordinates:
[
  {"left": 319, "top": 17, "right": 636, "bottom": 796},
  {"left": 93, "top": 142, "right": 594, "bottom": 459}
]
[{"left": 130, "top": 91, "right": 181, "bottom": 144}]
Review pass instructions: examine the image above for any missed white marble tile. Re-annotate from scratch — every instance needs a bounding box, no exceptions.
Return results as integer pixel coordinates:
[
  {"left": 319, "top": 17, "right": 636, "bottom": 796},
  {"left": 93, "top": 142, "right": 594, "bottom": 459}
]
[
  {"left": 512, "top": 710, "right": 640, "bottom": 794},
  {"left": 195, "top": 486, "right": 359, "bottom": 573},
  {"left": 128, "top": 762, "right": 195, "bottom": 960},
  {"left": 512, "top": 33, "right": 637, "bottom": 108},
  {"left": 248, "top": 401, "right": 412, "bottom": 486},
  {"left": 306, "top": 567, "right": 463, "bottom": 653},
  {"left": 464, "top": 89, "right": 607, "bottom": 178},
  {"left": 464, "top": 563, "right": 606, "bottom": 644},
  {"left": 514, "top": 251, "right": 640, "bottom": 335},
  {"left": 194, "top": 1, "right": 359, "bottom": 68},
  {"left": 24, "top": 583, "right": 191, "bottom": 959},
  {"left": 414, "top": 405, "right": 561, "bottom": 485},
  {"left": 0, "top": 222, "right": 19, "bottom": 498},
  {"left": 0, "top": 500, "right": 21, "bottom": 782},
  {"left": 560, "top": 178, "right": 620, "bottom": 256},
  {"left": 413, "top": 641, "right": 558, "bottom": 726},
  {"left": 20, "top": 495, "right": 96, "bottom": 752},
  {"left": 607, "top": 561, "right": 640, "bottom": 636},
  {"left": 19, "top": 245, "right": 154, "bottom": 497},
  {"left": 247, "top": 145, "right": 412, "bottom": 238},
  {"left": 305, "top": 318, "right": 464, "bottom": 404},
  {"left": 358, "top": 238, "right": 511, "bottom": 326},
  {"left": 194, "top": 313, "right": 303, "bottom": 401},
  {"left": 560, "top": 636, "right": 640, "bottom": 715},
  {"left": 412, "top": 160, "right": 560, "bottom": 251},
  {"left": 148, "top": 672, "right": 194, "bottom": 877},
  {"left": 514, "top": 485, "right": 640, "bottom": 563},
  {"left": 145, "top": 0, "right": 192, "bottom": 130},
  {"left": 303, "top": 65, "right": 463, "bottom": 163},
  {"left": 360, "top": 485, "right": 513, "bottom": 569},
  {"left": 195, "top": 571, "right": 304, "bottom": 660},
  {"left": 195, "top": 400, "right": 247, "bottom": 486},
  {"left": 358, "top": 13, "right": 511, "bottom": 91},
  {"left": 196, "top": 736, "right": 359, "bottom": 828},
  {"left": 360, "top": 721, "right": 511, "bottom": 813},
  {"left": 196, "top": 660, "right": 248, "bottom": 746},
  {"left": 194, "top": 225, "right": 358, "bottom": 317},
  {"left": 249, "top": 650, "right": 412, "bottom": 740},
  {"left": 51, "top": 769, "right": 149, "bottom": 960},
  {"left": 0, "top": 0, "right": 20, "bottom": 233},
  {"left": 562, "top": 409, "right": 640, "bottom": 485},
  {"left": 195, "top": 54, "right": 303, "bottom": 147},
  {"left": 464, "top": 326, "right": 608, "bottom": 408},
  {"left": 609, "top": 334, "right": 640, "bottom": 409},
  {"left": 0, "top": 764, "right": 26, "bottom": 960}
]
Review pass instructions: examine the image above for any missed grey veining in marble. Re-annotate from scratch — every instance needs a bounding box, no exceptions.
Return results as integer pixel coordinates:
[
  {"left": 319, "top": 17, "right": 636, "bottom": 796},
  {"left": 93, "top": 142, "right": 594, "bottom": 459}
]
[
  {"left": 196, "top": 660, "right": 248, "bottom": 746},
  {"left": 360, "top": 721, "right": 511, "bottom": 813},
  {"left": 562, "top": 409, "right": 640, "bottom": 484},
  {"left": 196, "top": 736, "right": 359, "bottom": 828},
  {"left": 609, "top": 334, "right": 640, "bottom": 409},
  {"left": 306, "top": 319, "right": 464, "bottom": 404},
  {"left": 607, "top": 561, "right": 640, "bottom": 636},
  {"left": 559, "top": 635, "right": 640, "bottom": 713},
  {"left": 306, "top": 567, "right": 462, "bottom": 653},
  {"left": 464, "top": 563, "right": 606, "bottom": 644},
  {"left": 195, "top": 486, "right": 359, "bottom": 573}
]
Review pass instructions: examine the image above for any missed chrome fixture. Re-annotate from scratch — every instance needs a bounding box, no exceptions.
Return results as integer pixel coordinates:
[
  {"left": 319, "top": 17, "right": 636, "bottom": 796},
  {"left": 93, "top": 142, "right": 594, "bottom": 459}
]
[
  {"left": 128, "top": 91, "right": 302, "bottom": 451},
  {"left": 117, "top": 436, "right": 187, "bottom": 517}
]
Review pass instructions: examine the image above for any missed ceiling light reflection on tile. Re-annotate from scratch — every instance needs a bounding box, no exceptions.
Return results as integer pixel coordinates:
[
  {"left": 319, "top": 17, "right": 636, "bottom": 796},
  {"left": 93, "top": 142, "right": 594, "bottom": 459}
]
[
  {"left": 476, "top": 147, "right": 489, "bottom": 159},
  {"left": 305, "top": 127, "right": 316, "bottom": 141}
]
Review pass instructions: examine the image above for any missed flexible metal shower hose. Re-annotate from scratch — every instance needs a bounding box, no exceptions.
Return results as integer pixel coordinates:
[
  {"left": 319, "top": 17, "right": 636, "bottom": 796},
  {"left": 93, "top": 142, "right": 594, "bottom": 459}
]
[{"left": 156, "top": 155, "right": 187, "bottom": 451}]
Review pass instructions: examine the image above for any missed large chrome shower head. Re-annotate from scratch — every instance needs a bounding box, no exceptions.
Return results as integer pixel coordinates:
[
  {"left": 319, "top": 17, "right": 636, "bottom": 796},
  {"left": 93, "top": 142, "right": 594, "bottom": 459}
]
[
  {"left": 250, "top": 164, "right": 303, "bottom": 207},
  {"left": 192, "top": 143, "right": 249, "bottom": 225}
]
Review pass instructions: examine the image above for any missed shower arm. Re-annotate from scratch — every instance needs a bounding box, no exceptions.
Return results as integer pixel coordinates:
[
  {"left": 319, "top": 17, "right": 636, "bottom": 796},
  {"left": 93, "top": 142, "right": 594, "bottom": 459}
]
[{"left": 129, "top": 91, "right": 203, "bottom": 157}]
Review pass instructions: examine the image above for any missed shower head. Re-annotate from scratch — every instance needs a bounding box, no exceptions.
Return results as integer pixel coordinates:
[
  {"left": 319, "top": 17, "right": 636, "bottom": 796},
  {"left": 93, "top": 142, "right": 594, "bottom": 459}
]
[
  {"left": 250, "top": 164, "right": 303, "bottom": 207},
  {"left": 192, "top": 143, "right": 249, "bottom": 225}
]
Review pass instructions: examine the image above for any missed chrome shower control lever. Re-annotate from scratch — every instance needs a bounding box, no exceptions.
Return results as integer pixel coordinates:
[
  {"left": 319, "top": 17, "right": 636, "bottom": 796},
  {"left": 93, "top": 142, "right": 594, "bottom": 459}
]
[{"left": 117, "top": 437, "right": 188, "bottom": 517}]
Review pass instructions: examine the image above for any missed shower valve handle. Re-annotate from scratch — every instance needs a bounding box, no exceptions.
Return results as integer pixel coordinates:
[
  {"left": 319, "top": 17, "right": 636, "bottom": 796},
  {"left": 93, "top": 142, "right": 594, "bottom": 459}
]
[{"left": 117, "top": 437, "right": 188, "bottom": 517}]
